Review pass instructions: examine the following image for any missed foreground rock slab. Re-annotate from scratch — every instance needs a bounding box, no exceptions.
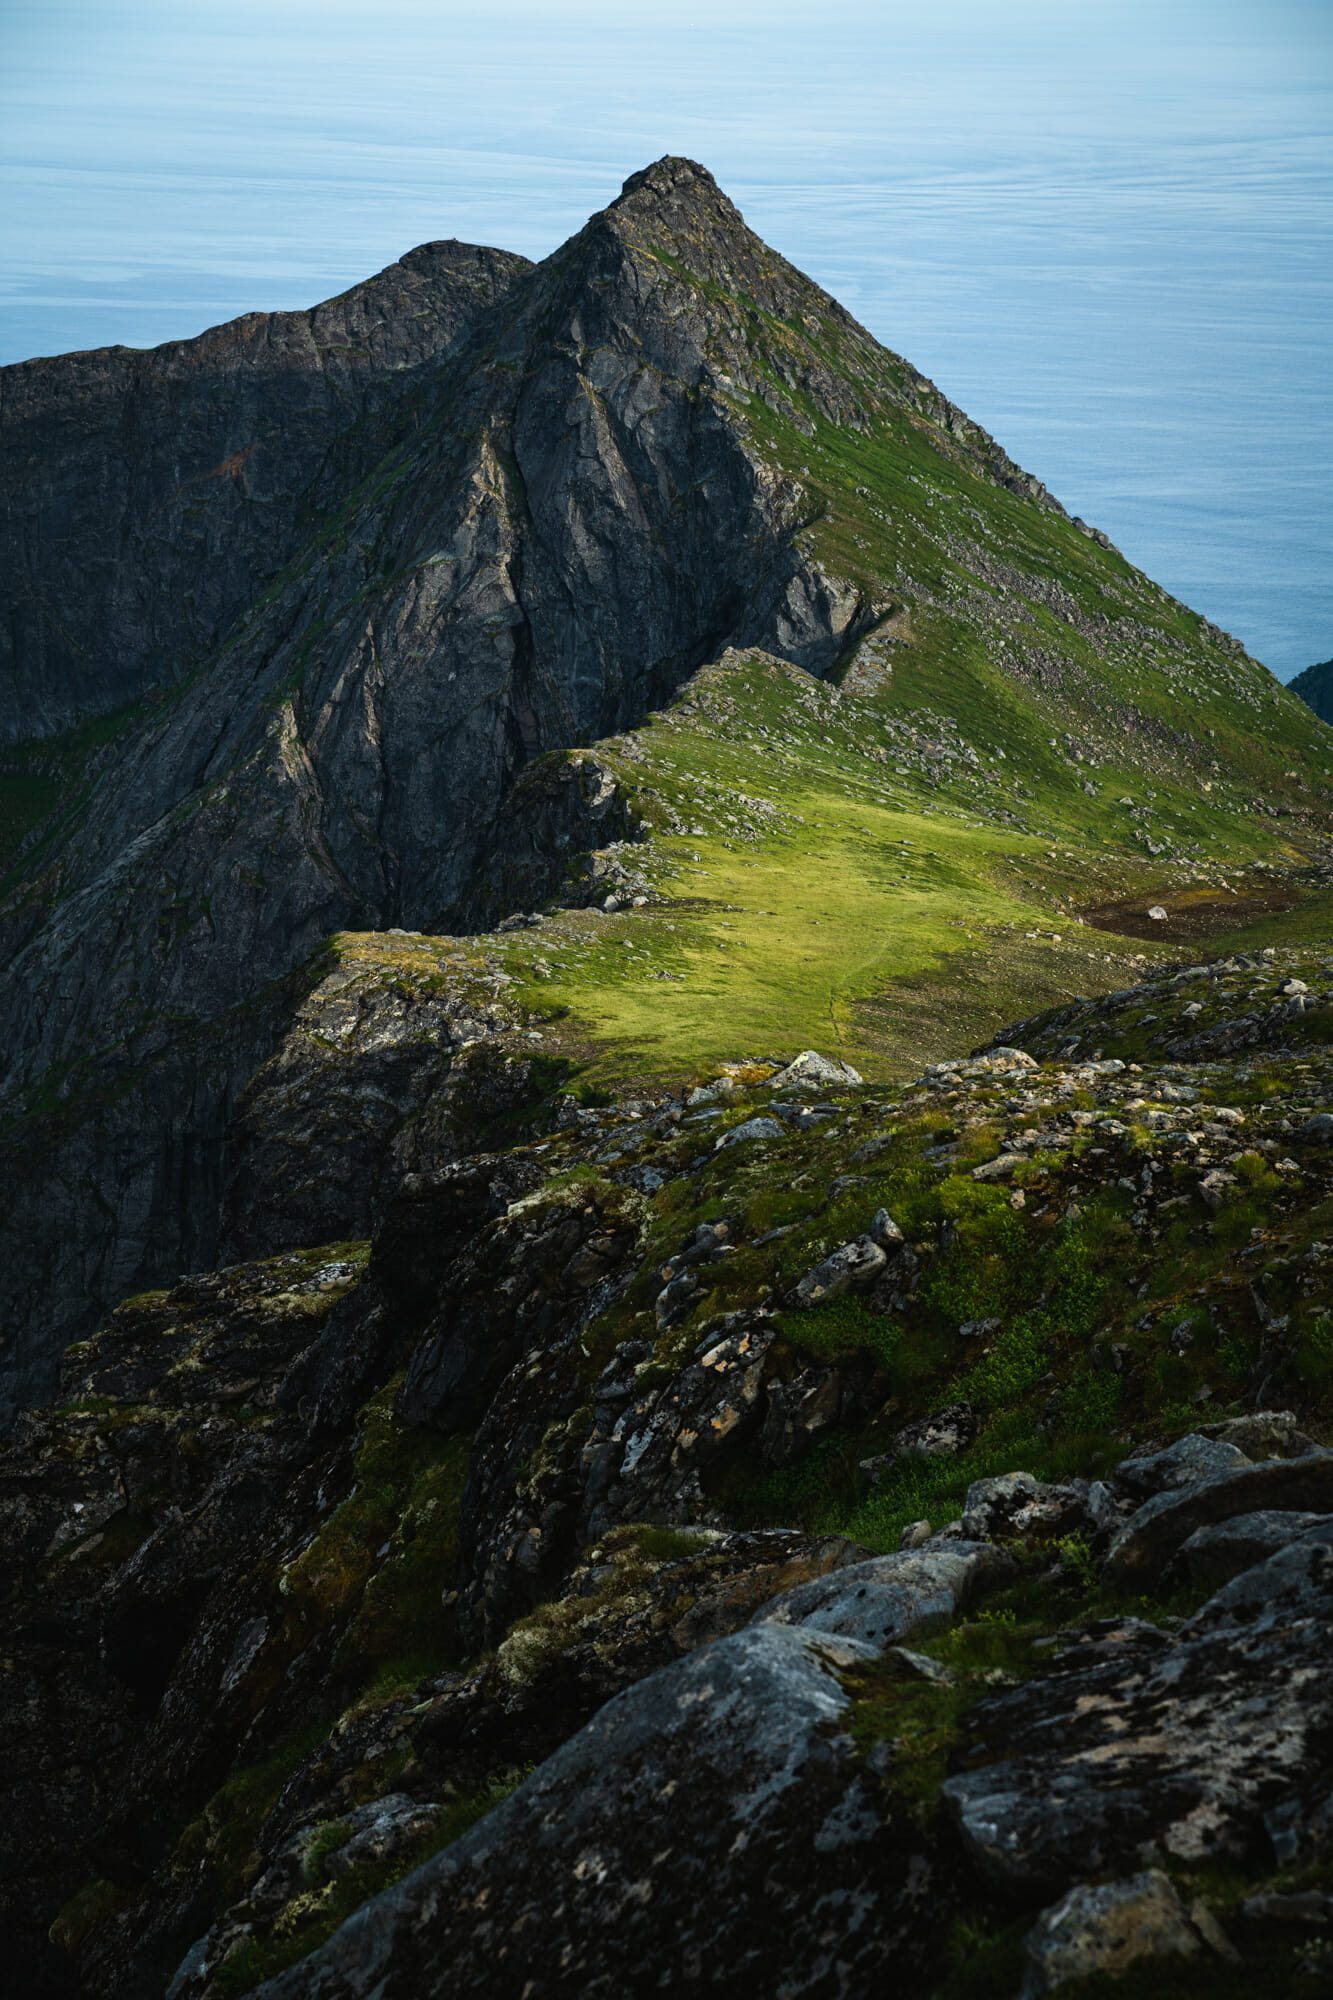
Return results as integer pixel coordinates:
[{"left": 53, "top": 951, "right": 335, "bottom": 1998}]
[{"left": 246, "top": 1624, "right": 951, "bottom": 1999}]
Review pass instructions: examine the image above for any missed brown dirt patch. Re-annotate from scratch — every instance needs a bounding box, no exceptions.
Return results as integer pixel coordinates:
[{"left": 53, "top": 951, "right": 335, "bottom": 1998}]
[{"left": 1081, "top": 885, "right": 1301, "bottom": 944}]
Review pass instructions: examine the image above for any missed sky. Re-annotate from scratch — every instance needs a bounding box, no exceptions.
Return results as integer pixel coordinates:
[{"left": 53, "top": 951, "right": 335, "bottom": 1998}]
[{"left": 2, "top": 0, "right": 1330, "bottom": 679}]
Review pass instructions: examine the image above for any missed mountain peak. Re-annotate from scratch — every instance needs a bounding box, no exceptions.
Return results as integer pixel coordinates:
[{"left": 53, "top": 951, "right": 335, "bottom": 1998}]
[
  {"left": 615, "top": 154, "right": 723, "bottom": 206},
  {"left": 602, "top": 154, "right": 752, "bottom": 269}
]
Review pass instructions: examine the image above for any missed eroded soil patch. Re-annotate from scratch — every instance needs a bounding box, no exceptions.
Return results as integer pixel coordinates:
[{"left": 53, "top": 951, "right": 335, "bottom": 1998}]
[{"left": 1081, "top": 885, "right": 1301, "bottom": 944}]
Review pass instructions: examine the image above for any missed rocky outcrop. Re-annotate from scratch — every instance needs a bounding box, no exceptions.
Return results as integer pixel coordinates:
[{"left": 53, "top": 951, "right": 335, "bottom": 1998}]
[
  {"left": 5, "top": 1027, "right": 1333, "bottom": 1997},
  {"left": 943, "top": 1522, "right": 1333, "bottom": 1899},
  {"left": 246, "top": 1624, "right": 951, "bottom": 2000},
  {"left": 219, "top": 950, "right": 531, "bottom": 1262},
  {"left": 0, "top": 239, "right": 532, "bottom": 739}
]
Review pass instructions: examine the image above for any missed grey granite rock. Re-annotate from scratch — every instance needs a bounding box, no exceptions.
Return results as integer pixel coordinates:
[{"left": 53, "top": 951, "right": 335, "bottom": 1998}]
[
  {"left": 1170, "top": 1508, "right": 1333, "bottom": 1586},
  {"left": 767, "top": 1050, "right": 864, "bottom": 1090},
  {"left": 1110, "top": 1431, "right": 1251, "bottom": 1501},
  {"left": 751, "top": 1540, "right": 1013, "bottom": 1649},
  {"left": 1105, "top": 1450, "right": 1333, "bottom": 1579},
  {"left": 1018, "top": 1870, "right": 1227, "bottom": 1997},
  {"left": 790, "top": 1234, "right": 888, "bottom": 1306},
  {"left": 0, "top": 240, "right": 533, "bottom": 740},
  {"left": 943, "top": 1523, "right": 1333, "bottom": 1898},
  {"left": 247, "top": 1623, "right": 953, "bottom": 1999}
]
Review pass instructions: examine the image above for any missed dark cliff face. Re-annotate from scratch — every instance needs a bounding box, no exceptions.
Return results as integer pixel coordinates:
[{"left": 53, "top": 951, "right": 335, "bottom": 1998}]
[
  {"left": 1291, "top": 656, "right": 1333, "bottom": 727},
  {"left": 0, "top": 239, "right": 533, "bottom": 740},
  {"left": 0, "top": 158, "right": 906, "bottom": 1416}
]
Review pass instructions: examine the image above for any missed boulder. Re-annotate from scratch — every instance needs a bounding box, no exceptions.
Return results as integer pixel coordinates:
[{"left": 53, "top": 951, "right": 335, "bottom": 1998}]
[
  {"left": 960, "top": 1472, "right": 1094, "bottom": 1543},
  {"left": 751, "top": 1540, "right": 1013, "bottom": 1650},
  {"left": 1105, "top": 1451, "right": 1333, "bottom": 1579},
  {"left": 890, "top": 1403, "right": 977, "bottom": 1462},
  {"left": 869, "top": 1207, "right": 904, "bottom": 1249},
  {"left": 943, "top": 1524, "right": 1333, "bottom": 1899},
  {"left": 789, "top": 1234, "right": 887, "bottom": 1305},
  {"left": 713, "top": 1114, "right": 785, "bottom": 1152},
  {"left": 767, "top": 1050, "right": 864, "bottom": 1090},
  {"left": 1198, "top": 1168, "right": 1236, "bottom": 1211},
  {"left": 246, "top": 1625, "right": 952, "bottom": 1999},
  {"left": 1111, "top": 1432, "right": 1251, "bottom": 1501},
  {"left": 1198, "top": 1409, "right": 1315, "bottom": 1458},
  {"left": 1018, "top": 1870, "right": 1231, "bottom": 1997},
  {"left": 1169, "top": 1509, "right": 1333, "bottom": 1587}
]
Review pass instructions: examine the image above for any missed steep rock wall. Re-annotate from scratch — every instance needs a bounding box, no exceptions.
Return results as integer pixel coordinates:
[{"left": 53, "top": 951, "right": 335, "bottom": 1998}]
[{"left": 0, "top": 240, "right": 533, "bottom": 738}]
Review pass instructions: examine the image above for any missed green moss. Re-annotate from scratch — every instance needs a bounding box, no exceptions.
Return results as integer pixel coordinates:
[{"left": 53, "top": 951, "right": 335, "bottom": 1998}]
[
  {"left": 48, "top": 1877, "right": 131, "bottom": 1959},
  {"left": 208, "top": 1773, "right": 526, "bottom": 1999},
  {"left": 301, "top": 1819, "right": 353, "bottom": 1887},
  {"left": 930, "top": 1914, "right": 1030, "bottom": 2000},
  {"left": 178, "top": 1724, "right": 330, "bottom": 1904},
  {"left": 633, "top": 1524, "right": 713, "bottom": 1561},
  {"left": 282, "top": 1381, "right": 471, "bottom": 1686}
]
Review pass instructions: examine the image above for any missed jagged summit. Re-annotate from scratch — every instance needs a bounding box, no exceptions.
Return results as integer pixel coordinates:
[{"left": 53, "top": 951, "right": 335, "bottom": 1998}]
[
  {"left": 617, "top": 153, "right": 718, "bottom": 197},
  {"left": 0, "top": 237, "right": 532, "bottom": 738}
]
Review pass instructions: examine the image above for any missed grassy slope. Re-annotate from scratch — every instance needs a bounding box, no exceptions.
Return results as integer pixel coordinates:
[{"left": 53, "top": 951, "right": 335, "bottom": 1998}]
[
  {"left": 409, "top": 215, "right": 1333, "bottom": 1087},
  {"left": 411, "top": 635, "right": 1329, "bottom": 1090}
]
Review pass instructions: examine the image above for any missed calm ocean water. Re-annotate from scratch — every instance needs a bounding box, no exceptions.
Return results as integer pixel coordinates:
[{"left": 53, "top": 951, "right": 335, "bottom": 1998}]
[{"left": 2, "top": 0, "right": 1329, "bottom": 679}]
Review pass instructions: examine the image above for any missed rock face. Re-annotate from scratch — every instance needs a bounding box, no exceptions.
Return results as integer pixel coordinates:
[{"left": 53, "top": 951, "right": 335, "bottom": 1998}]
[
  {"left": 247, "top": 1625, "right": 951, "bottom": 2000},
  {"left": 0, "top": 157, "right": 909, "bottom": 1417},
  {"left": 943, "top": 1523, "right": 1333, "bottom": 1898},
  {"left": 1290, "top": 654, "right": 1333, "bottom": 727},
  {"left": 0, "top": 239, "right": 533, "bottom": 740}
]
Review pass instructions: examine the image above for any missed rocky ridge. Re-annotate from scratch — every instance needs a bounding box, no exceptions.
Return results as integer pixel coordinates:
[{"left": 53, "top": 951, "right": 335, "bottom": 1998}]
[
  {"left": 0, "top": 239, "right": 534, "bottom": 739},
  {"left": 3, "top": 155, "right": 1327, "bottom": 1427},
  {"left": 5, "top": 962, "right": 1333, "bottom": 1997}
]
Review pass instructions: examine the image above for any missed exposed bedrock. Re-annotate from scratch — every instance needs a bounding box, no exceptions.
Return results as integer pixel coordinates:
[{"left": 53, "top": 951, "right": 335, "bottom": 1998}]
[
  {"left": 0, "top": 239, "right": 533, "bottom": 740},
  {"left": 247, "top": 1624, "right": 954, "bottom": 2000},
  {"left": 0, "top": 159, "right": 885, "bottom": 1421}
]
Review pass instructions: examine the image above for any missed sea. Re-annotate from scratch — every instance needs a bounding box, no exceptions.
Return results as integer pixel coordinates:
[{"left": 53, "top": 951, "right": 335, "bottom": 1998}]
[{"left": 2, "top": 0, "right": 1328, "bottom": 680}]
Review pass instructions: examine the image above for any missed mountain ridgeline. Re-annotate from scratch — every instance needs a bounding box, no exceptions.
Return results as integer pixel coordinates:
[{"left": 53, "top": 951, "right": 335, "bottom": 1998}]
[
  {"left": 1, "top": 157, "right": 1326, "bottom": 1423},
  {"left": 4, "top": 158, "right": 1333, "bottom": 2000}
]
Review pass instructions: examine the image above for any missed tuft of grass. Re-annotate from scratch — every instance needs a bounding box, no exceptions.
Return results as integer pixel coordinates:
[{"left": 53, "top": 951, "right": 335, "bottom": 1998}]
[{"left": 209, "top": 1773, "right": 527, "bottom": 1999}]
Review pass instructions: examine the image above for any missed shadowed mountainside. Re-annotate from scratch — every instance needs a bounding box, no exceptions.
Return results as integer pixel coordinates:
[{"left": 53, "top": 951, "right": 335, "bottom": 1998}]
[
  {"left": 0, "top": 239, "right": 533, "bottom": 739},
  {"left": 1, "top": 156, "right": 1328, "bottom": 1428},
  {"left": 1290, "top": 655, "right": 1333, "bottom": 727}
]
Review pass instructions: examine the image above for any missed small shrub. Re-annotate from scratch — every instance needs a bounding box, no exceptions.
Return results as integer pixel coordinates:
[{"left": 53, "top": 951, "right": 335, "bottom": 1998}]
[
  {"left": 1296, "top": 1311, "right": 1333, "bottom": 1385},
  {"left": 1055, "top": 1531, "right": 1098, "bottom": 1591},
  {"left": 302, "top": 1819, "right": 352, "bottom": 1888},
  {"left": 634, "top": 1525, "right": 711, "bottom": 1560}
]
